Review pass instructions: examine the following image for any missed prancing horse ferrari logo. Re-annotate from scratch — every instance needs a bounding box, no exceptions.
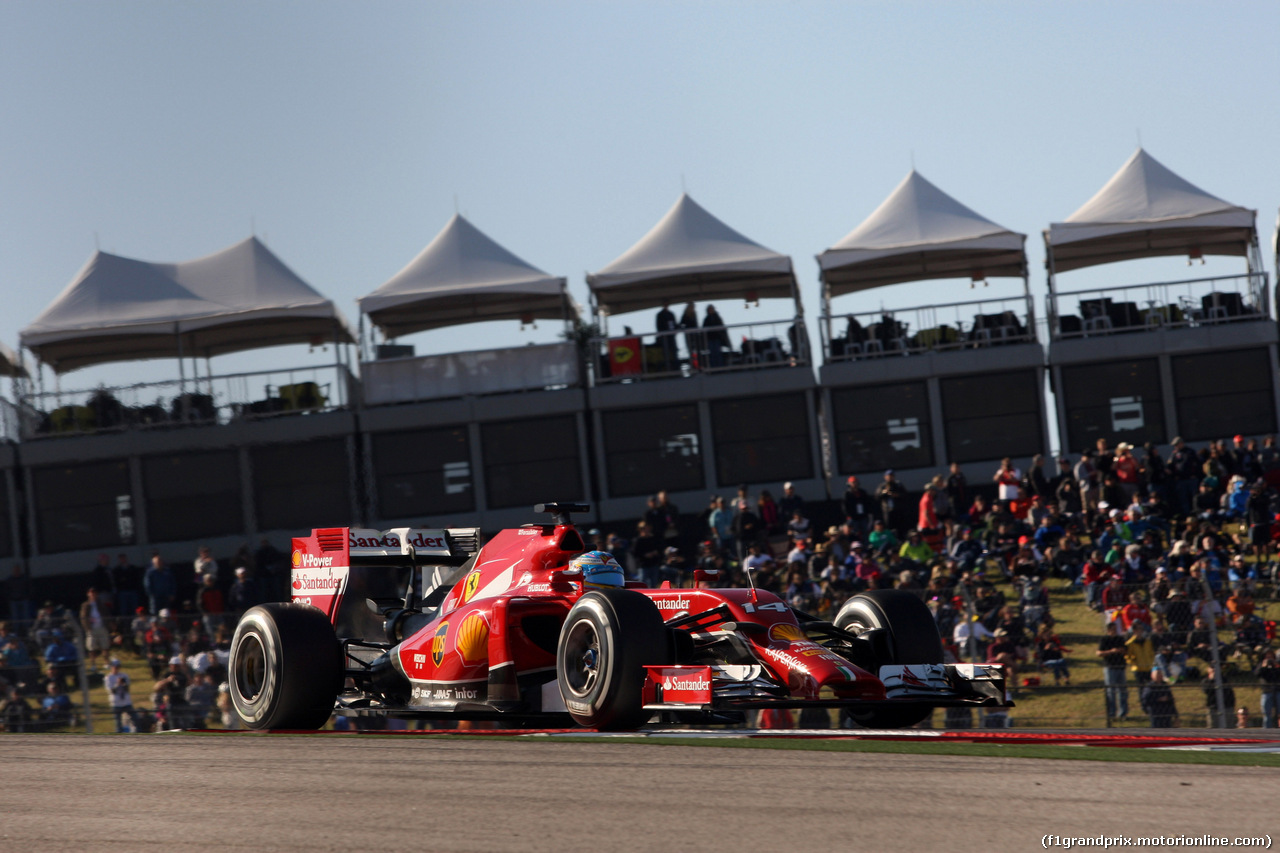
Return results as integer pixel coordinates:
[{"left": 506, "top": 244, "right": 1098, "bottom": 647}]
[
  {"left": 432, "top": 622, "right": 449, "bottom": 666},
  {"left": 461, "top": 570, "right": 482, "bottom": 603}
]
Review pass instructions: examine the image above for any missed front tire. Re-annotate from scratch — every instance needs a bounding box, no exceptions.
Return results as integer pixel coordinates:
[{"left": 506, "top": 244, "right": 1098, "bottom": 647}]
[
  {"left": 834, "top": 590, "right": 943, "bottom": 728},
  {"left": 229, "top": 603, "right": 343, "bottom": 730},
  {"left": 556, "top": 589, "right": 669, "bottom": 730}
]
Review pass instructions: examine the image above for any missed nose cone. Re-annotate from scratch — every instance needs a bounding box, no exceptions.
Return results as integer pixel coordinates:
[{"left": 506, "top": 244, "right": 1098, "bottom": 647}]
[{"left": 758, "top": 623, "right": 885, "bottom": 700}]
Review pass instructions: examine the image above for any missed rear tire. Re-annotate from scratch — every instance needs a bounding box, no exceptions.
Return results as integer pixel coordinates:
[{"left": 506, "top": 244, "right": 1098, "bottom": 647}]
[
  {"left": 229, "top": 603, "right": 343, "bottom": 730},
  {"left": 834, "top": 590, "right": 943, "bottom": 729},
  {"left": 556, "top": 589, "right": 669, "bottom": 730}
]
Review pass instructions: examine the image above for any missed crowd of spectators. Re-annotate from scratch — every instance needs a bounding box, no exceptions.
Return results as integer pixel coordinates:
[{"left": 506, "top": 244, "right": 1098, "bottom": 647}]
[
  {"left": 598, "top": 433, "right": 1280, "bottom": 728},
  {"left": 0, "top": 538, "right": 286, "bottom": 732}
]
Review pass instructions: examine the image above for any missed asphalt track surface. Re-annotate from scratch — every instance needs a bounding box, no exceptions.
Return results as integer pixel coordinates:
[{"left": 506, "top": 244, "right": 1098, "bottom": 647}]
[{"left": 2, "top": 732, "right": 1276, "bottom": 852}]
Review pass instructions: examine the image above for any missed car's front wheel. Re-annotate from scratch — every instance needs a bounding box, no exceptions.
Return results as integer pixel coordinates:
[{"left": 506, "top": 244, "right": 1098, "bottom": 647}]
[
  {"left": 556, "top": 589, "right": 668, "bottom": 730},
  {"left": 834, "top": 590, "right": 943, "bottom": 729},
  {"left": 229, "top": 603, "right": 343, "bottom": 730}
]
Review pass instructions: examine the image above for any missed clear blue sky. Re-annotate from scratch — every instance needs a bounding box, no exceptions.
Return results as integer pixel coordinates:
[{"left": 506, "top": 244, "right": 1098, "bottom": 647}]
[{"left": 2, "top": 0, "right": 1277, "bottom": 391}]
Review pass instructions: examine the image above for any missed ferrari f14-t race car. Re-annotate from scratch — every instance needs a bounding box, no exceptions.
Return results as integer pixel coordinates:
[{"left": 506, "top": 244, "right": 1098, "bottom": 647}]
[{"left": 228, "top": 504, "right": 1008, "bottom": 730}]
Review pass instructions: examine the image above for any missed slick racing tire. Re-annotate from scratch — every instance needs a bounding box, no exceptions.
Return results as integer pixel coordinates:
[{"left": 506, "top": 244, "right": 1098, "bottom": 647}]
[
  {"left": 556, "top": 588, "right": 669, "bottom": 731},
  {"left": 229, "top": 603, "right": 343, "bottom": 730},
  {"left": 834, "top": 590, "right": 944, "bottom": 729}
]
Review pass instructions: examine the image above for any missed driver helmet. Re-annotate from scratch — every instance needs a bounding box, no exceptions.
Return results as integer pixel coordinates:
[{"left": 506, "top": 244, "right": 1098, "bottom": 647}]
[{"left": 571, "top": 550, "right": 625, "bottom": 589}]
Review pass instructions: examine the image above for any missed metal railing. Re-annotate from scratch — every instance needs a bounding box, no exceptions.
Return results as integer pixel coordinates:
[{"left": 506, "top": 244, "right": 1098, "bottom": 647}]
[
  {"left": 1049, "top": 271, "right": 1272, "bottom": 341},
  {"left": 20, "top": 362, "right": 357, "bottom": 439},
  {"left": 590, "top": 316, "right": 811, "bottom": 383},
  {"left": 819, "top": 294, "right": 1036, "bottom": 364}
]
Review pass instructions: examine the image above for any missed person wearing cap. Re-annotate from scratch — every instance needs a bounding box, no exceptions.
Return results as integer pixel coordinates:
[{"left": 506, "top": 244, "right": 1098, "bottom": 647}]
[
  {"left": 657, "top": 545, "right": 685, "bottom": 587},
  {"left": 841, "top": 476, "right": 872, "bottom": 538},
  {"left": 104, "top": 658, "right": 134, "bottom": 733},
  {"left": 227, "top": 565, "right": 259, "bottom": 622},
  {"left": 154, "top": 655, "right": 191, "bottom": 730},
  {"left": 875, "top": 469, "right": 905, "bottom": 532},
  {"left": 948, "top": 526, "right": 983, "bottom": 573},
  {"left": 1113, "top": 442, "right": 1140, "bottom": 503},
  {"left": 778, "top": 481, "right": 805, "bottom": 520},
  {"left": 42, "top": 630, "right": 79, "bottom": 692}
]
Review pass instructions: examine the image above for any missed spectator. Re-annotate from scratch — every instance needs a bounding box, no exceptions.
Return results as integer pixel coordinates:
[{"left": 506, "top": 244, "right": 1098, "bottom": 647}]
[
  {"left": 112, "top": 554, "right": 142, "bottom": 630},
  {"left": 786, "top": 509, "right": 812, "bottom": 542},
  {"left": 153, "top": 655, "right": 190, "bottom": 730},
  {"left": 39, "top": 682, "right": 74, "bottom": 730},
  {"left": 918, "top": 481, "right": 939, "bottom": 533},
  {"left": 1202, "top": 664, "right": 1235, "bottom": 728},
  {"left": 867, "top": 519, "right": 898, "bottom": 557},
  {"left": 217, "top": 682, "right": 241, "bottom": 730},
  {"left": 1096, "top": 621, "right": 1128, "bottom": 721},
  {"left": 143, "top": 554, "right": 176, "bottom": 615},
  {"left": 104, "top": 658, "right": 134, "bottom": 733},
  {"left": 227, "top": 567, "right": 259, "bottom": 622},
  {"left": 778, "top": 481, "right": 805, "bottom": 520},
  {"left": 1035, "top": 622, "right": 1070, "bottom": 685},
  {"left": 757, "top": 490, "right": 780, "bottom": 535},
  {"left": 993, "top": 457, "right": 1022, "bottom": 504},
  {"left": 43, "top": 630, "right": 78, "bottom": 691},
  {"left": 945, "top": 463, "right": 969, "bottom": 521},
  {"left": 655, "top": 300, "right": 678, "bottom": 372},
  {"left": 948, "top": 527, "right": 984, "bottom": 573},
  {"left": 841, "top": 476, "right": 872, "bottom": 538},
  {"left": 875, "top": 470, "right": 906, "bottom": 531},
  {"left": 185, "top": 671, "right": 217, "bottom": 728},
  {"left": 1255, "top": 650, "right": 1280, "bottom": 728},
  {"left": 78, "top": 588, "right": 111, "bottom": 672},
  {"left": 1125, "top": 622, "right": 1157, "bottom": 687},
  {"left": 1140, "top": 669, "right": 1179, "bottom": 728},
  {"left": 0, "top": 686, "right": 34, "bottom": 732},
  {"left": 194, "top": 544, "right": 218, "bottom": 584},
  {"left": 197, "top": 574, "right": 226, "bottom": 639},
  {"left": 707, "top": 497, "right": 734, "bottom": 555},
  {"left": 701, "top": 304, "right": 730, "bottom": 367}
]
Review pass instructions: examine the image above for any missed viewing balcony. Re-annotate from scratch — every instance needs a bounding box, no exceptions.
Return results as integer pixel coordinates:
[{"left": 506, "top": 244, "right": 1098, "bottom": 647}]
[
  {"left": 1048, "top": 271, "right": 1271, "bottom": 341},
  {"left": 819, "top": 294, "right": 1036, "bottom": 364},
  {"left": 20, "top": 362, "right": 357, "bottom": 439},
  {"left": 589, "top": 316, "right": 811, "bottom": 384}
]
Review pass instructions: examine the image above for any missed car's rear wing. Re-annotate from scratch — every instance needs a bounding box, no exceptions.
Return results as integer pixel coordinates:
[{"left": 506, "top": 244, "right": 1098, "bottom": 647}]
[{"left": 291, "top": 526, "right": 482, "bottom": 623}]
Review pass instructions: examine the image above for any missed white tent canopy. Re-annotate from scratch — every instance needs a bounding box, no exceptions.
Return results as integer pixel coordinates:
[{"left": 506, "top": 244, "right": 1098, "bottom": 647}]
[
  {"left": 359, "top": 214, "right": 571, "bottom": 339},
  {"left": 587, "top": 193, "right": 797, "bottom": 316},
  {"left": 1045, "top": 148, "right": 1257, "bottom": 274},
  {"left": 22, "top": 237, "right": 354, "bottom": 373},
  {"left": 818, "top": 170, "right": 1027, "bottom": 298}
]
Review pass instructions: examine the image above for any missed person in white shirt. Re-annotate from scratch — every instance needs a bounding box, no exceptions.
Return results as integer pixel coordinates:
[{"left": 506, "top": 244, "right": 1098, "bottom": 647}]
[{"left": 104, "top": 658, "right": 134, "bottom": 733}]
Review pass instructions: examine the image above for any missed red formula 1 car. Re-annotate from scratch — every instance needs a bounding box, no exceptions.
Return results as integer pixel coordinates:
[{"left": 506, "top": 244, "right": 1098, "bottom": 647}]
[{"left": 228, "top": 504, "right": 1007, "bottom": 730}]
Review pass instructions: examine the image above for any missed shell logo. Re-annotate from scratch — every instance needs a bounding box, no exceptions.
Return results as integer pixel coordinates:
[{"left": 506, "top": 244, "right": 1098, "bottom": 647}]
[
  {"left": 768, "top": 623, "right": 806, "bottom": 643},
  {"left": 460, "top": 570, "right": 482, "bottom": 604},
  {"left": 455, "top": 612, "right": 489, "bottom": 665},
  {"left": 291, "top": 550, "right": 302, "bottom": 568},
  {"left": 431, "top": 622, "right": 449, "bottom": 666}
]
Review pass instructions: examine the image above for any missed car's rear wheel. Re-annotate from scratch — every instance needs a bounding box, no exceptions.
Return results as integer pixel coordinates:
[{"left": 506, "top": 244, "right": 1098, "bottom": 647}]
[
  {"left": 556, "top": 589, "right": 668, "bottom": 730},
  {"left": 834, "top": 590, "right": 943, "bottom": 729},
  {"left": 229, "top": 603, "right": 343, "bottom": 730}
]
